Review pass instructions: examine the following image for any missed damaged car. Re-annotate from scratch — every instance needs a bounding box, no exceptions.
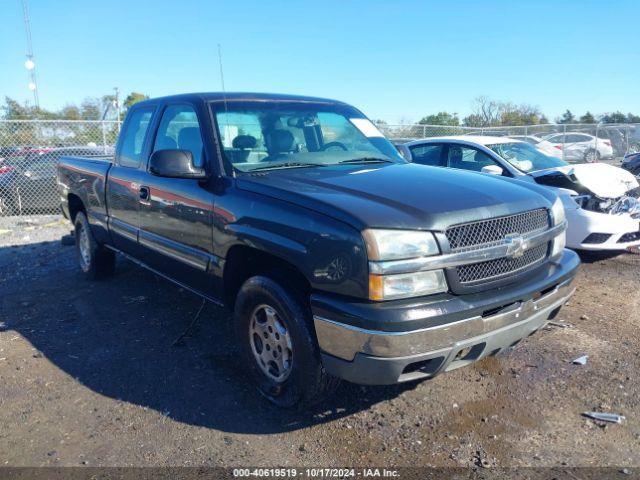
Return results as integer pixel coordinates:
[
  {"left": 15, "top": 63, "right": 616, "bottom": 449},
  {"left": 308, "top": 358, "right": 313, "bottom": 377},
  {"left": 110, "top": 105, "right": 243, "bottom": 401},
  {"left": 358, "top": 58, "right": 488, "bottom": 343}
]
[{"left": 402, "top": 136, "right": 640, "bottom": 251}]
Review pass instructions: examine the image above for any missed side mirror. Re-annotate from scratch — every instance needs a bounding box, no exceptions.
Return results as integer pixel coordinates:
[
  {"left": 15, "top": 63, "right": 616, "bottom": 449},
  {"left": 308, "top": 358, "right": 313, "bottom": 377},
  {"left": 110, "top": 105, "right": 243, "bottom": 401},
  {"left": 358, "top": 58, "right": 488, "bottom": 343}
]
[
  {"left": 481, "top": 165, "right": 504, "bottom": 176},
  {"left": 149, "top": 149, "right": 207, "bottom": 179}
]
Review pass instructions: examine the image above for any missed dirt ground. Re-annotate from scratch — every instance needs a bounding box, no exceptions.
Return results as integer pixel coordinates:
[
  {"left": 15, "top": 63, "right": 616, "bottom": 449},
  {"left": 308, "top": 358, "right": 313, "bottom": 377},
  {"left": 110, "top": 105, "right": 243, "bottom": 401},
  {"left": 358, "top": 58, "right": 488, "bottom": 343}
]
[{"left": 0, "top": 215, "right": 639, "bottom": 469}]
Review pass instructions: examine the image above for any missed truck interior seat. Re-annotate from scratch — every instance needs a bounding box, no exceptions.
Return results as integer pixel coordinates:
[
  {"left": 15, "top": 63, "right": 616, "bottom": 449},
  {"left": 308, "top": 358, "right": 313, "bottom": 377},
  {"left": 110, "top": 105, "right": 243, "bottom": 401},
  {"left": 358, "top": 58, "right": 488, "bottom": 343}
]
[
  {"left": 264, "top": 129, "right": 295, "bottom": 161},
  {"left": 230, "top": 135, "right": 257, "bottom": 163}
]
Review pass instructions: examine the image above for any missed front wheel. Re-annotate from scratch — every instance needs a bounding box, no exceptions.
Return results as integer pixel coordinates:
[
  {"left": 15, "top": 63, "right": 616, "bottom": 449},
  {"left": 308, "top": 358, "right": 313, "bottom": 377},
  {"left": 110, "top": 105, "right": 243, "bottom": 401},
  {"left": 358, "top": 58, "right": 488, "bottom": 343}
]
[
  {"left": 74, "top": 211, "right": 115, "bottom": 280},
  {"left": 234, "top": 275, "right": 340, "bottom": 407}
]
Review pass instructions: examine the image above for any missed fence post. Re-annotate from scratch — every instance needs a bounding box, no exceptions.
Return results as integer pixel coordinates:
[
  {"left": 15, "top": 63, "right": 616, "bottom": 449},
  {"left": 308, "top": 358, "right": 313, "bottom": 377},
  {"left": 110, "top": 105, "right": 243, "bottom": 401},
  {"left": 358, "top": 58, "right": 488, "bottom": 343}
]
[
  {"left": 101, "top": 121, "right": 108, "bottom": 154},
  {"left": 562, "top": 124, "right": 566, "bottom": 162},
  {"left": 595, "top": 124, "right": 599, "bottom": 162},
  {"left": 524, "top": 125, "right": 528, "bottom": 138},
  {"left": 423, "top": 125, "right": 426, "bottom": 138},
  {"left": 626, "top": 125, "right": 630, "bottom": 155}
]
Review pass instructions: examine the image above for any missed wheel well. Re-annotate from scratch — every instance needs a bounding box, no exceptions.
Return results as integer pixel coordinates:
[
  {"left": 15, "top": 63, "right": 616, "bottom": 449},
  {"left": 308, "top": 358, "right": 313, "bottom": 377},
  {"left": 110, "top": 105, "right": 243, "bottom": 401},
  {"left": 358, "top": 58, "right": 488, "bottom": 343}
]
[
  {"left": 223, "top": 245, "right": 310, "bottom": 308},
  {"left": 67, "top": 193, "right": 85, "bottom": 223}
]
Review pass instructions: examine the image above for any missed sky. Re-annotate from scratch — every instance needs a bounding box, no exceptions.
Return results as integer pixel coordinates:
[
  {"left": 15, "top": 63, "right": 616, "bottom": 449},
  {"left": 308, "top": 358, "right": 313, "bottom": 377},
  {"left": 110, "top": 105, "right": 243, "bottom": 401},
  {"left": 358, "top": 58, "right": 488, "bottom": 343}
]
[{"left": 1, "top": 0, "right": 639, "bottom": 123}]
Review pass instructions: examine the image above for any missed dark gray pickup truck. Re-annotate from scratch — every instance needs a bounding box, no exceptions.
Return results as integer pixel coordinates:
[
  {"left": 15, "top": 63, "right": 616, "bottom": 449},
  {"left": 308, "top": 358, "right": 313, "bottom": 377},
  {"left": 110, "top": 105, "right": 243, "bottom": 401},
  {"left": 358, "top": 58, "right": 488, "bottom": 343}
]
[{"left": 57, "top": 93, "right": 579, "bottom": 406}]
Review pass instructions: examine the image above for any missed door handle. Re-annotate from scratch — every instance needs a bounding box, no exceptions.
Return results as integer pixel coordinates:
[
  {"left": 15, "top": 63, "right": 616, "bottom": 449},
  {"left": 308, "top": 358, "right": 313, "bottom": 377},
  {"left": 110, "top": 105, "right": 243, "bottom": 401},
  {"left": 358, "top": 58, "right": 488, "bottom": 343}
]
[{"left": 139, "top": 186, "right": 150, "bottom": 201}]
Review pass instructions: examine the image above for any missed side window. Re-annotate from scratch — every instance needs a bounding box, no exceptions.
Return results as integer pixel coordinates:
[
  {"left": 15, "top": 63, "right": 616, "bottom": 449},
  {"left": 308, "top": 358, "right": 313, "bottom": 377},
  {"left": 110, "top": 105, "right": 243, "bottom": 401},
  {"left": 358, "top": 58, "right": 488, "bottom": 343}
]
[
  {"left": 153, "top": 105, "right": 205, "bottom": 168},
  {"left": 409, "top": 144, "right": 445, "bottom": 167},
  {"left": 448, "top": 145, "right": 500, "bottom": 172},
  {"left": 119, "top": 108, "right": 153, "bottom": 168}
]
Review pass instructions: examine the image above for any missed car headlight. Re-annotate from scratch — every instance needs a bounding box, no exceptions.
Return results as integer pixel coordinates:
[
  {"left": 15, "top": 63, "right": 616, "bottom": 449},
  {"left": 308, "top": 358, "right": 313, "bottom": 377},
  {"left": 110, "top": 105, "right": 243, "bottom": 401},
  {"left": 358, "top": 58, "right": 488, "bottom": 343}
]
[
  {"left": 362, "top": 229, "right": 439, "bottom": 260},
  {"left": 550, "top": 197, "right": 567, "bottom": 259},
  {"left": 551, "top": 196, "right": 566, "bottom": 226},
  {"left": 363, "top": 229, "right": 447, "bottom": 300}
]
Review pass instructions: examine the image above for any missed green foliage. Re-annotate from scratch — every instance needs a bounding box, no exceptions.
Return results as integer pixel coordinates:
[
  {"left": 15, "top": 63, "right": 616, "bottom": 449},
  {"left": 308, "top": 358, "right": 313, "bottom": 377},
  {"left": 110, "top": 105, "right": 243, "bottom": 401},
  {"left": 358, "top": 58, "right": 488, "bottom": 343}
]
[
  {"left": 557, "top": 110, "right": 576, "bottom": 124},
  {"left": 601, "top": 111, "right": 627, "bottom": 124},
  {"left": 418, "top": 111, "right": 459, "bottom": 126},
  {"left": 123, "top": 92, "right": 149, "bottom": 110},
  {"left": 579, "top": 111, "right": 596, "bottom": 124}
]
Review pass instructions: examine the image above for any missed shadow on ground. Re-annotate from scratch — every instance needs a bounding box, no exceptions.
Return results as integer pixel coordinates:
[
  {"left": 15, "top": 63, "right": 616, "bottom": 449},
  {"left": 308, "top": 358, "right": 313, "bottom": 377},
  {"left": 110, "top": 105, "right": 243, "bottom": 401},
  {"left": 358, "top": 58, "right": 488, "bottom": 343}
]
[{"left": 0, "top": 239, "right": 415, "bottom": 435}]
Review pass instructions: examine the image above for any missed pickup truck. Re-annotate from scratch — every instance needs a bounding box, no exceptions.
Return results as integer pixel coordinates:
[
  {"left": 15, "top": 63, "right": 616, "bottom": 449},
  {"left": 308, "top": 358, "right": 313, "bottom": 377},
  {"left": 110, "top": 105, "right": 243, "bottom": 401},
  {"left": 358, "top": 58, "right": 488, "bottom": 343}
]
[{"left": 58, "top": 92, "right": 580, "bottom": 406}]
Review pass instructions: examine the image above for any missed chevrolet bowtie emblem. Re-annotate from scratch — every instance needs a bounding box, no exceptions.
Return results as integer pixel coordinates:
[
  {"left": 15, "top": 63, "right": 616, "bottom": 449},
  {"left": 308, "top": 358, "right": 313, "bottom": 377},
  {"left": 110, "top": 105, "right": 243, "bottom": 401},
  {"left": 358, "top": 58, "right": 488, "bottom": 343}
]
[{"left": 505, "top": 234, "right": 526, "bottom": 258}]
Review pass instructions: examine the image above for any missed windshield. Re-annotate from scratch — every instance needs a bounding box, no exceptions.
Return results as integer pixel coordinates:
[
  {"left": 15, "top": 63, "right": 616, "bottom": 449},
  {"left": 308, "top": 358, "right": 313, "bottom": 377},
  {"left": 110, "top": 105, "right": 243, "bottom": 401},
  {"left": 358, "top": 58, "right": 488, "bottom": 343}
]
[
  {"left": 488, "top": 142, "right": 568, "bottom": 172},
  {"left": 210, "top": 101, "right": 405, "bottom": 172}
]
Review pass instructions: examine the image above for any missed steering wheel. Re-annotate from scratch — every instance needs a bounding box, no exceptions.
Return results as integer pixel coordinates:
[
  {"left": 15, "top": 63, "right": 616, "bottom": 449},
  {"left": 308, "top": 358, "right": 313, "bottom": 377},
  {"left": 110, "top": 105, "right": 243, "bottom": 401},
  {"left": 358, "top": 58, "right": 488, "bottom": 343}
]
[{"left": 321, "top": 141, "right": 348, "bottom": 152}]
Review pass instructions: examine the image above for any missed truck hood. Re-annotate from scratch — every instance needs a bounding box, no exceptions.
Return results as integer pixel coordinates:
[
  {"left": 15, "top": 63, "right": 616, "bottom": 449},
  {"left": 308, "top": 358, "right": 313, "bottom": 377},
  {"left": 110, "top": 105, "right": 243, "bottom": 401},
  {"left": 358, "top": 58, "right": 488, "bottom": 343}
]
[
  {"left": 531, "top": 163, "right": 639, "bottom": 199},
  {"left": 236, "top": 163, "right": 552, "bottom": 231}
]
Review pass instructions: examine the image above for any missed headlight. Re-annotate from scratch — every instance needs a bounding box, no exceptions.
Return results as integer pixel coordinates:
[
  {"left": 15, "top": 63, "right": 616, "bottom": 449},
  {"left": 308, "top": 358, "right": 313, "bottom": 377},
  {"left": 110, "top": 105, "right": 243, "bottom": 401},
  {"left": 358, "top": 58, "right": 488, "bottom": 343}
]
[
  {"left": 551, "top": 197, "right": 566, "bottom": 226},
  {"left": 550, "top": 197, "right": 567, "bottom": 259},
  {"left": 369, "top": 270, "right": 447, "bottom": 301},
  {"left": 362, "top": 229, "right": 439, "bottom": 260},
  {"left": 363, "top": 229, "right": 446, "bottom": 300}
]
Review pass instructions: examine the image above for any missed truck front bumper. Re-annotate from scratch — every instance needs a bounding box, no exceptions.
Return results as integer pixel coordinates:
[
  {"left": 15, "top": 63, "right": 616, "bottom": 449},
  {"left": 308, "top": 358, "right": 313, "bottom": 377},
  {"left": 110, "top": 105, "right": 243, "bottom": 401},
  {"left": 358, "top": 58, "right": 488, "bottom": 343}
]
[{"left": 312, "top": 249, "right": 579, "bottom": 385}]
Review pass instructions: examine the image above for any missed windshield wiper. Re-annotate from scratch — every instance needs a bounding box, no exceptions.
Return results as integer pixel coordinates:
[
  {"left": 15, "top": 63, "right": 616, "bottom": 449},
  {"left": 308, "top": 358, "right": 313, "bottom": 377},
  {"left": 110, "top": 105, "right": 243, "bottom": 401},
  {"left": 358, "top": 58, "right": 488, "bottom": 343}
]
[
  {"left": 338, "top": 157, "right": 394, "bottom": 165},
  {"left": 249, "top": 162, "right": 327, "bottom": 172}
]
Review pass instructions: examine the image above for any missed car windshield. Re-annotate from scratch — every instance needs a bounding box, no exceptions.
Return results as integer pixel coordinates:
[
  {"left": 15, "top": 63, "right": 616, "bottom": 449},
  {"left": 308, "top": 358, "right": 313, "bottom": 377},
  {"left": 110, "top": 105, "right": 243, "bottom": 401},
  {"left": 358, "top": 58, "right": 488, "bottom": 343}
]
[
  {"left": 211, "top": 101, "right": 405, "bottom": 172},
  {"left": 488, "top": 142, "right": 568, "bottom": 172}
]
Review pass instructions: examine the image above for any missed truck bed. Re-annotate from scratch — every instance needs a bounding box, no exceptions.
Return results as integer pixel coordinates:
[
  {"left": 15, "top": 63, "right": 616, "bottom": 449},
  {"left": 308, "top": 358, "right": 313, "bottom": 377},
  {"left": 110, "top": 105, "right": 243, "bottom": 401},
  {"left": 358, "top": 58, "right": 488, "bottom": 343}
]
[{"left": 57, "top": 155, "right": 113, "bottom": 230}]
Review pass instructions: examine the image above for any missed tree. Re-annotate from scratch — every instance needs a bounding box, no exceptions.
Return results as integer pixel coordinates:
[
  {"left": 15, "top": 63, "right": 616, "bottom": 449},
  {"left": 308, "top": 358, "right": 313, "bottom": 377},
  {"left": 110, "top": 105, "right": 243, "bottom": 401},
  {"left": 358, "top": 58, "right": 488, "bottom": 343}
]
[
  {"left": 557, "top": 110, "right": 576, "bottom": 124},
  {"left": 601, "top": 111, "right": 627, "bottom": 124},
  {"left": 470, "top": 96, "right": 501, "bottom": 127},
  {"left": 60, "top": 104, "right": 81, "bottom": 120},
  {"left": 418, "top": 111, "right": 459, "bottom": 126},
  {"left": 80, "top": 98, "right": 102, "bottom": 120},
  {"left": 579, "top": 111, "right": 595, "bottom": 124},
  {"left": 123, "top": 92, "right": 149, "bottom": 110},
  {"left": 627, "top": 113, "right": 640, "bottom": 123},
  {"left": 462, "top": 114, "right": 484, "bottom": 127}
]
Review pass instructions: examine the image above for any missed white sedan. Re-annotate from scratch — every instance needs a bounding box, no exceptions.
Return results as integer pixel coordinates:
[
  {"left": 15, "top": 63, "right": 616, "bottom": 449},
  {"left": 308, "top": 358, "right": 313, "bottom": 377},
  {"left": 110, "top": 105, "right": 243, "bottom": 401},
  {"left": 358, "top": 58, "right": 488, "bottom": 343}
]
[
  {"left": 537, "top": 132, "right": 614, "bottom": 162},
  {"left": 401, "top": 136, "right": 640, "bottom": 251}
]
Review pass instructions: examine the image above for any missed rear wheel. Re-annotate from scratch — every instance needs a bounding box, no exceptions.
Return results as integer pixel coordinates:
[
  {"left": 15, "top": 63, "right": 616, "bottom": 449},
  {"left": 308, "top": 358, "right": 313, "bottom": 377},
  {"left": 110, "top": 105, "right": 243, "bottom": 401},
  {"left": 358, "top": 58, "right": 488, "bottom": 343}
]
[
  {"left": 74, "top": 211, "right": 115, "bottom": 280},
  {"left": 234, "top": 275, "right": 340, "bottom": 407}
]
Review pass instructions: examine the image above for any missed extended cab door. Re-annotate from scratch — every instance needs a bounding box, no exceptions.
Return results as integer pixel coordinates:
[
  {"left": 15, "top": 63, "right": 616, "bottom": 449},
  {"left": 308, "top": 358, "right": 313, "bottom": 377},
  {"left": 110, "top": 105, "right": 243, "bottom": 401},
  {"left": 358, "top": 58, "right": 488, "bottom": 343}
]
[
  {"left": 106, "top": 105, "right": 155, "bottom": 255},
  {"left": 136, "top": 102, "right": 218, "bottom": 296}
]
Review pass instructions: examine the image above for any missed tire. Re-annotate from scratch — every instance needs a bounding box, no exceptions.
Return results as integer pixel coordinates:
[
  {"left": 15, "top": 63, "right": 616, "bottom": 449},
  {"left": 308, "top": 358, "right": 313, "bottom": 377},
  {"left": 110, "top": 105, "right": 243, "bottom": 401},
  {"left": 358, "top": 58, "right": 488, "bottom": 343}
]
[
  {"left": 74, "top": 211, "right": 116, "bottom": 280},
  {"left": 584, "top": 149, "right": 600, "bottom": 163},
  {"left": 0, "top": 194, "right": 16, "bottom": 216},
  {"left": 234, "top": 275, "right": 340, "bottom": 407}
]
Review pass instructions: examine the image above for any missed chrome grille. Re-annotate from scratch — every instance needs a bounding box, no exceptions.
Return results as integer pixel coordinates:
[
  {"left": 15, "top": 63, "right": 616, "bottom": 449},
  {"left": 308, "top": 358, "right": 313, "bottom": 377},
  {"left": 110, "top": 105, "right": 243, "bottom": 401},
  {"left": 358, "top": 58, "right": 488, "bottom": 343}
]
[
  {"left": 446, "top": 209, "right": 549, "bottom": 252},
  {"left": 446, "top": 209, "right": 551, "bottom": 286},
  {"left": 456, "top": 243, "right": 548, "bottom": 284}
]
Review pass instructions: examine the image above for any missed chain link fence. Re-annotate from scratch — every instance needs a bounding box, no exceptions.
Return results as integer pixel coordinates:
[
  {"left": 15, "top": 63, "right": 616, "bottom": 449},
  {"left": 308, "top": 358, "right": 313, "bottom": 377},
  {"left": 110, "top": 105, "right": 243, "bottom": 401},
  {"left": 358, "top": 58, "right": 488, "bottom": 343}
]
[
  {"left": 0, "top": 120, "right": 118, "bottom": 217},
  {"left": 1, "top": 119, "right": 639, "bottom": 222},
  {"left": 376, "top": 122, "right": 640, "bottom": 164}
]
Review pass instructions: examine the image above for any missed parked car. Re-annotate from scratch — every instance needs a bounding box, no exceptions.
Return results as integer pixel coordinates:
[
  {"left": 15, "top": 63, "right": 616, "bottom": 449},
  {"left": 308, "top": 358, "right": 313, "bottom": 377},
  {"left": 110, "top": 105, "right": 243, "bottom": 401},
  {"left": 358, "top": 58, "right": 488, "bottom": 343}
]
[
  {"left": 402, "top": 136, "right": 640, "bottom": 251},
  {"left": 0, "top": 146, "right": 112, "bottom": 215},
  {"left": 509, "top": 135, "right": 560, "bottom": 157},
  {"left": 537, "top": 133, "right": 614, "bottom": 162},
  {"left": 58, "top": 93, "right": 578, "bottom": 406},
  {"left": 622, "top": 151, "right": 640, "bottom": 176}
]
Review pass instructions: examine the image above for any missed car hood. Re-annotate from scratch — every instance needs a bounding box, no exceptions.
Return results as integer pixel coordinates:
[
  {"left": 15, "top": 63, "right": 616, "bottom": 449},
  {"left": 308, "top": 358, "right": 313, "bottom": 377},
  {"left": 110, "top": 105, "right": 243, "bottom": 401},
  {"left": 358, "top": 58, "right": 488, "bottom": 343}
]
[
  {"left": 531, "top": 163, "right": 639, "bottom": 199},
  {"left": 236, "top": 163, "right": 552, "bottom": 231}
]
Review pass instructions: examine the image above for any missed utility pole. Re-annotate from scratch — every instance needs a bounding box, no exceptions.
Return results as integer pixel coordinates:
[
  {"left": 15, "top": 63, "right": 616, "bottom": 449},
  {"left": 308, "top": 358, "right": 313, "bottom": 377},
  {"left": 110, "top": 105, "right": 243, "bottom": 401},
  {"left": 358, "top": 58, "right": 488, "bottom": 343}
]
[
  {"left": 21, "top": 0, "right": 39, "bottom": 108},
  {"left": 114, "top": 87, "right": 121, "bottom": 128}
]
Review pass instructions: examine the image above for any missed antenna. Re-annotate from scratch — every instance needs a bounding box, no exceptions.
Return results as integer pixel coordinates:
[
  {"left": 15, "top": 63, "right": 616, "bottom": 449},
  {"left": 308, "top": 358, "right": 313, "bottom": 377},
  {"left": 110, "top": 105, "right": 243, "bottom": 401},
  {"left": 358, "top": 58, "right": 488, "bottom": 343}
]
[
  {"left": 217, "top": 43, "right": 228, "bottom": 114},
  {"left": 217, "top": 43, "right": 233, "bottom": 177}
]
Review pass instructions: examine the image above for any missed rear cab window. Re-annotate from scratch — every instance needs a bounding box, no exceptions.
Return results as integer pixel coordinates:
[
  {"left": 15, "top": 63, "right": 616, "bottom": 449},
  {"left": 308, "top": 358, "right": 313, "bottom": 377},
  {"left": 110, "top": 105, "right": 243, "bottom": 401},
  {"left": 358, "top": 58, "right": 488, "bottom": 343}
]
[{"left": 118, "top": 107, "right": 154, "bottom": 168}]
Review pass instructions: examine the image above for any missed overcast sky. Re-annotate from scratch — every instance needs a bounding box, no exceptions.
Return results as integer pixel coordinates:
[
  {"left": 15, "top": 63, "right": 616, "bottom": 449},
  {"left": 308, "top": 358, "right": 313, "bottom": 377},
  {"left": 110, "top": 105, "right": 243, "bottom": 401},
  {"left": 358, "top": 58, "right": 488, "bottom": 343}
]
[{"left": 1, "top": 0, "right": 639, "bottom": 123}]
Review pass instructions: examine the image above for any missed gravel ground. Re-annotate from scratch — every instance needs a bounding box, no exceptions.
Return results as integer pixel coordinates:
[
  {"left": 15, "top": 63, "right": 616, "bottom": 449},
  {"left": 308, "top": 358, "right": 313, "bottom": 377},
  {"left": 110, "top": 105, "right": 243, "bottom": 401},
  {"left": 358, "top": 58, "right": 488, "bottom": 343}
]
[{"left": 0, "top": 215, "right": 639, "bottom": 468}]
